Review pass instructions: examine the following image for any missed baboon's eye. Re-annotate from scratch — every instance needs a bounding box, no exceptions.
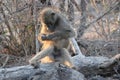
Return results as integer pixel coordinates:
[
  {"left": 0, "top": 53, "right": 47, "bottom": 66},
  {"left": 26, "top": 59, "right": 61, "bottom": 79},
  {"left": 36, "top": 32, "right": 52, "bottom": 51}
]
[{"left": 51, "top": 12, "right": 55, "bottom": 16}]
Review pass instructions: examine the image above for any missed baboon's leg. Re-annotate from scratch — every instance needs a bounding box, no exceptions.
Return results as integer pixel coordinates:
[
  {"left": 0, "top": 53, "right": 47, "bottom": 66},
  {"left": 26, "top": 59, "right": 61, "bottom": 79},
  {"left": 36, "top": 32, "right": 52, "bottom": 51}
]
[
  {"left": 60, "top": 48, "right": 74, "bottom": 68},
  {"left": 29, "top": 46, "right": 54, "bottom": 65},
  {"left": 40, "top": 54, "right": 55, "bottom": 63}
]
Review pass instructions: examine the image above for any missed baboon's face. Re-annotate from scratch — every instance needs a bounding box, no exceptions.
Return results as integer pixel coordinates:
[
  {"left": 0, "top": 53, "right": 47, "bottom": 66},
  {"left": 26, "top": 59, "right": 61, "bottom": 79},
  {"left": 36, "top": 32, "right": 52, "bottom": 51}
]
[{"left": 44, "top": 10, "right": 58, "bottom": 32}]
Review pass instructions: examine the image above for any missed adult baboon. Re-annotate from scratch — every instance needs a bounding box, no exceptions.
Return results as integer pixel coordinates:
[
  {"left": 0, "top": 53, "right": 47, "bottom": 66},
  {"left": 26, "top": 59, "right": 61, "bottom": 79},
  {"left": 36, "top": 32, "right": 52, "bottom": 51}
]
[{"left": 29, "top": 8, "right": 76, "bottom": 68}]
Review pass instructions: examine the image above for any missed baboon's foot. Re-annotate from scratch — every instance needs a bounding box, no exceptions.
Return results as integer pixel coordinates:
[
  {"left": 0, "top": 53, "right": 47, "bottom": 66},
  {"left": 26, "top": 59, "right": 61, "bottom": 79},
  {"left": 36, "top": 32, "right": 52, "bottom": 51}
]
[{"left": 29, "top": 60, "right": 40, "bottom": 69}]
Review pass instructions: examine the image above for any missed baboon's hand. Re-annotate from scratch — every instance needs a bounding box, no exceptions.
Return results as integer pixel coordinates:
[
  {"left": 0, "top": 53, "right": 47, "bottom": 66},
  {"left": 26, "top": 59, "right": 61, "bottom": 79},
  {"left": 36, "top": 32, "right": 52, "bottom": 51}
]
[
  {"left": 29, "top": 60, "right": 40, "bottom": 69},
  {"left": 41, "top": 34, "right": 54, "bottom": 40},
  {"left": 41, "top": 32, "right": 63, "bottom": 41},
  {"left": 41, "top": 34, "right": 48, "bottom": 40}
]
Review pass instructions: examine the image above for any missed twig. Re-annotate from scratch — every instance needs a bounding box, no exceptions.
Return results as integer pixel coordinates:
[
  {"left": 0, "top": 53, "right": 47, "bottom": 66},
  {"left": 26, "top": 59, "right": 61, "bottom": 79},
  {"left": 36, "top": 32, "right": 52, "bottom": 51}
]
[
  {"left": 2, "top": 55, "right": 9, "bottom": 68},
  {"left": 0, "top": 53, "right": 24, "bottom": 60}
]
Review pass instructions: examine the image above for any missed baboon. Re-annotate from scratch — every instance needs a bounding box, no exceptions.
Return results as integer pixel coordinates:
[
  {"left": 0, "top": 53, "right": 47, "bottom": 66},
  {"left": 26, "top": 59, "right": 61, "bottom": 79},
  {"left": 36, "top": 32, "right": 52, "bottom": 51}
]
[{"left": 29, "top": 8, "right": 76, "bottom": 68}]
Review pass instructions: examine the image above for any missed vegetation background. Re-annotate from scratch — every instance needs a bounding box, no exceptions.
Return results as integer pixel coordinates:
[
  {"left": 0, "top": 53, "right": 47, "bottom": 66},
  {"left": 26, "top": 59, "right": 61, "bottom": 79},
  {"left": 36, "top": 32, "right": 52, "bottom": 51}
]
[{"left": 0, "top": 0, "right": 119, "bottom": 79}]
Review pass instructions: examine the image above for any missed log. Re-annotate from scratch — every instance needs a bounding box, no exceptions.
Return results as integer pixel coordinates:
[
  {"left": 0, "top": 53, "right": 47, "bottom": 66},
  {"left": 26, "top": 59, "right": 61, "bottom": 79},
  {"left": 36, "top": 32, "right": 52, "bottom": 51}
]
[
  {"left": 0, "top": 54, "right": 120, "bottom": 80},
  {"left": 73, "top": 54, "right": 120, "bottom": 77},
  {"left": 0, "top": 63, "right": 85, "bottom": 80}
]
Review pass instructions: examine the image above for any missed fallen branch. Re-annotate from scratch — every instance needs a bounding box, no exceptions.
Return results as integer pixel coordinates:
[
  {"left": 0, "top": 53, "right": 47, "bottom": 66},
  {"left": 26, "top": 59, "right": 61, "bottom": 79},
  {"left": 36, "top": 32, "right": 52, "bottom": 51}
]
[{"left": 0, "top": 63, "right": 85, "bottom": 80}]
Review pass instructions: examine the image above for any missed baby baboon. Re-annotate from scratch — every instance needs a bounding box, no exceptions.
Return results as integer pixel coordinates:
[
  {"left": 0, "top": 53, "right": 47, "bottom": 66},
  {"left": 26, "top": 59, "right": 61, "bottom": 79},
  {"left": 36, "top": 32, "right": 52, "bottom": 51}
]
[{"left": 29, "top": 8, "right": 76, "bottom": 68}]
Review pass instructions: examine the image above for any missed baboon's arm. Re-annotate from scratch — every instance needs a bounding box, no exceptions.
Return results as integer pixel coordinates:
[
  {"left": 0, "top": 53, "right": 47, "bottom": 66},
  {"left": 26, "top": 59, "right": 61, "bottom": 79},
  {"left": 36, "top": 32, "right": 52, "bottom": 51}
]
[{"left": 41, "top": 27, "right": 75, "bottom": 40}]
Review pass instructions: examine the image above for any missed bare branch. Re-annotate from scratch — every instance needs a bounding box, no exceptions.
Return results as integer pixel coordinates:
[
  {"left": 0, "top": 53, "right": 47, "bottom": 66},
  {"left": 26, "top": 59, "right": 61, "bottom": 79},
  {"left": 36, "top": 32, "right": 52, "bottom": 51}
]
[
  {"left": 86, "top": 1, "right": 119, "bottom": 27},
  {"left": 71, "top": 0, "right": 81, "bottom": 11},
  {"left": 70, "top": 38, "right": 85, "bottom": 58}
]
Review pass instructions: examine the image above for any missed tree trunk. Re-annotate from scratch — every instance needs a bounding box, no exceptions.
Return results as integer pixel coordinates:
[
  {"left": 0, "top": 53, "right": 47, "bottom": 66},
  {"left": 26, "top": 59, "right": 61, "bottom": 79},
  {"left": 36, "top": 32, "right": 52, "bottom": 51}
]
[
  {"left": 67, "top": 0, "right": 74, "bottom": 23},
  {"left": 33, "top": 0, "right": 39, "bottom": 53},
  {"left": 77, "top": 0, "right": 87, "bottom": 38}
]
